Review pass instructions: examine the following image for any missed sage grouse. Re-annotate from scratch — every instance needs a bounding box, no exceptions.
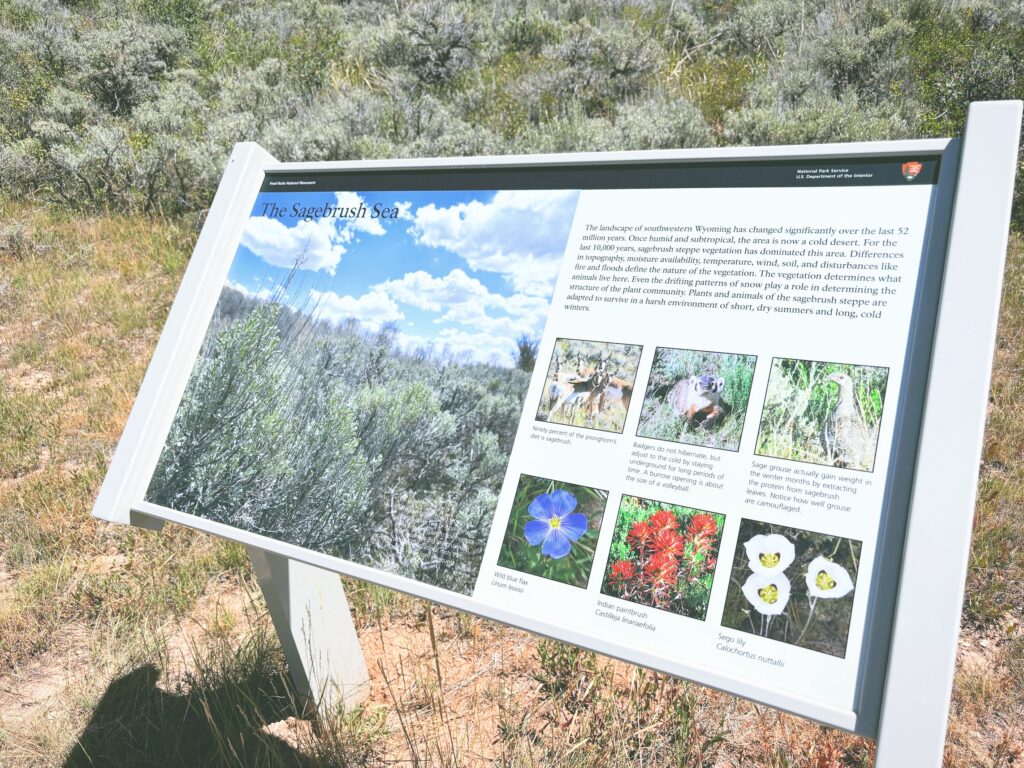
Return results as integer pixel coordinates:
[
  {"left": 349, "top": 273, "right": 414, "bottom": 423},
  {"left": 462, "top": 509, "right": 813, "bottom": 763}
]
[{"left": 820, "top": 372, "right": 871, "bottom": 469}]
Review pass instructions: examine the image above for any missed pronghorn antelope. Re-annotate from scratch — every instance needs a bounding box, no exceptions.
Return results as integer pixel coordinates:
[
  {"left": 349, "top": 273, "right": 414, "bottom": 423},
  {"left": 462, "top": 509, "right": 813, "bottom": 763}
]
[
  {"left": 546, "top": 355, "right": 573, "bottom": 410},
  {"left": 548, "top": 358, "right": 610, "bottom": 420},
  {"left": 598, "top": 373, "right": 633, "bottom": 415}
]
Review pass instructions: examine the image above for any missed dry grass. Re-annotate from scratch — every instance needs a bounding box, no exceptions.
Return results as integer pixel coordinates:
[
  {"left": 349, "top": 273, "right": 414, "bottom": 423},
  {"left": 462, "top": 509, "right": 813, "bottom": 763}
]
[{"left": 0, "top": 202, "right": 1021, "bottom": 766}]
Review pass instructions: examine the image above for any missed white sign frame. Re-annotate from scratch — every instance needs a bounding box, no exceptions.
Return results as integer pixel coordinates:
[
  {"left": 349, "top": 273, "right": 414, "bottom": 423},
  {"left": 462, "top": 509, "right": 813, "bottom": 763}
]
[{"left": 92, "top": 101, "right": 1022, "bottom": 763}]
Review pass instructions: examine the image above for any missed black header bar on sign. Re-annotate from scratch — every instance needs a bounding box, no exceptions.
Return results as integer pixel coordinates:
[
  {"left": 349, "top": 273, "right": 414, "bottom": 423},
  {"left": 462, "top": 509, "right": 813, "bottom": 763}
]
[{"left": 261, "top": 155, "right": 941, "bottom": 193}]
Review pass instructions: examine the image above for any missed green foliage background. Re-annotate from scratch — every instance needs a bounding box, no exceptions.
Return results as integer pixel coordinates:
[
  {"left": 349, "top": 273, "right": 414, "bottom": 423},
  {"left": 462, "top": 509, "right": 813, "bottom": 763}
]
[
  {"left": 755, "top": 358, "right": 888, "bottom": 470},
  {"left": 600, "top": 495, "right": 724, "bottom": 620},
  {"left": 637, "top": 348, "right": 756, "bottom": 451},
  {"left": 0, "top": 0, "right": 1021, "bottom": 225},
  {"left": 497, "top": 474, "right": 607, "bottom": 588},
  {"left": 721, "top": 519, "right": 861, "bottom": 658}
]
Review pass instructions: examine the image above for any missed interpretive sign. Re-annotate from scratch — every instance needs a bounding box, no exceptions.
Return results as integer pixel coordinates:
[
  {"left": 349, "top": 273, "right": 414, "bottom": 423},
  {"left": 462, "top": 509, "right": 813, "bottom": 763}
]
[{"left": 93, "top": 102, "right": 1022, "bottom": 762}]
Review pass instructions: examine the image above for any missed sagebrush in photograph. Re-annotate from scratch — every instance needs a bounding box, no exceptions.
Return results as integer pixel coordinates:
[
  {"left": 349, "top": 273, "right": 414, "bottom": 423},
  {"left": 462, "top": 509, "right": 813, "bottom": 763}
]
[
  {"left": 497, "top": 474, "right": 608, "bottom": 588},
  {"left": 146, "top": 187, "right": 579, "bottom": 594},
  {"left": 535, "top": 337, "right": 642, "bottom": 434},
  {"left": 637, "top": 348, "right": 756, "bottom": 451},
  {"left": 601, "top": 496, "right": 724, "bottom": 620},
  {"left": 754, "top": 358, "right": 888, "bottom": 471},
  {"left": 720, "top": 519, "right": 861, "bottom": 658}
]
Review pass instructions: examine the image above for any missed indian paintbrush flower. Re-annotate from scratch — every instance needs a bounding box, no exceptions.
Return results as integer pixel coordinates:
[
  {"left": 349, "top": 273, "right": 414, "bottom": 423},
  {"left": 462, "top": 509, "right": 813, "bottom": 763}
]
[
  {"left": 626, "top": 519, "right": 653, "bottom": 552},
  {"left": 685, "top": 512, "right": 718, "bottom": 558},
  {"left": 651, "top": 528, "right": 686, "bottom": 558},
  {"left": 643, "top": 551, "right": 679, "bottom": 586},
  {"left": 686, "top": 512, "right": 717, "bottom": 540},
  {"left": 523, "top": 489, "right": 588, "bottom": 559},
  {"left": 647, "top": 509, "right": 679, "bottom": 533},
  {"left": 608, "top": 559, "right": 636, "bottom": 586}
]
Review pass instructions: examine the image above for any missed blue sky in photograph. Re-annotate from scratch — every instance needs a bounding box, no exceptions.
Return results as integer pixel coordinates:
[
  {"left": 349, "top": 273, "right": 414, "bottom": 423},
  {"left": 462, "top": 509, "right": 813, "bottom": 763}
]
[{"left": 226, "top": 188, "right": 580, "bottom": 364}]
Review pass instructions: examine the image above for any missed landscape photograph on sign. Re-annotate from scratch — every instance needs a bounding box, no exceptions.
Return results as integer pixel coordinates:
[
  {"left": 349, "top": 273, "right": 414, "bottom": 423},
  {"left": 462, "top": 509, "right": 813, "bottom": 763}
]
[
  {"left": 535, "top": 337, "right": 642, "bottom": 434},
  {"left": 145, "top": 188, "right": 580, "bottom": 594},
  {"left": 600, "top": 495, "right": 725, "bottom": 620},
  {"left": 636, "top": 347, "right": 757, "bottom": 451},
  {"left": 496, "top": 473, "right": 608, "bottom": 588},
  {"left": 754, "top": 358, "right": 889, "bottom": 471},
  {"left": 720, "top": 519, "right": 862, "bottom": 658}
]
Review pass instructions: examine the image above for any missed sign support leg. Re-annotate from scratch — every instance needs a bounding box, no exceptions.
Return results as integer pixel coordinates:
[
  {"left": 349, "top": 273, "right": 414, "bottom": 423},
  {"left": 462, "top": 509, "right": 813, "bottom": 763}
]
[{"left": 247, "top": 545, "right": 370, "bottom": 715}]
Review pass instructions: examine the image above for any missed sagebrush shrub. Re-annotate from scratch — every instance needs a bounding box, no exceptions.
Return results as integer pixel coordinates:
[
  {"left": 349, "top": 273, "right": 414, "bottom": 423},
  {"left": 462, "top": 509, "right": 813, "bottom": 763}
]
[{"left": 0, "top": 0, "right": 1019, "bottom": 224}]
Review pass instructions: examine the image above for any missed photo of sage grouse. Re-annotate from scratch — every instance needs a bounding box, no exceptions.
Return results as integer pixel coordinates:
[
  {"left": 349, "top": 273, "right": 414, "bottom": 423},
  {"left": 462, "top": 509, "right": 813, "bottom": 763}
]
[{"left": 820, "top": 372, "right": 873, "bottom": 469}]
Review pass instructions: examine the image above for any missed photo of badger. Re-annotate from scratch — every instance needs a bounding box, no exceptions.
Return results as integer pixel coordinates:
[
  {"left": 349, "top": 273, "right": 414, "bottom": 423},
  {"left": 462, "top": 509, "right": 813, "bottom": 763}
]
[{"left": 636, "top": 347, "right": 757, "bottom": 452}]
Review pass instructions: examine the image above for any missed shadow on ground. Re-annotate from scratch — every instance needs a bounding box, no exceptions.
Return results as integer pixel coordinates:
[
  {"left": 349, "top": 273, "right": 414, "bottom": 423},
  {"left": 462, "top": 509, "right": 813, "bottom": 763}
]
[{"left": 63, "top": 663, "right": 312, "bottom": 768}]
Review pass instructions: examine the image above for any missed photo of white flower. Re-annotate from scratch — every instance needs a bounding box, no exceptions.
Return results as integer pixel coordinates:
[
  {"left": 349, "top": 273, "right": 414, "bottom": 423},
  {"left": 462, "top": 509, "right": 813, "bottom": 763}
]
[
  {"left": 743, "top": 533, "right": 796, "bottom": 575},
  {"left": 805, "top": 556, "right": 855, "bottom": 599},
  {"left": 721, "top": 520, "right": 861, "bottom": 658},
  {"left": 741, "top": 572, "right": 792, "bottom": 616}
]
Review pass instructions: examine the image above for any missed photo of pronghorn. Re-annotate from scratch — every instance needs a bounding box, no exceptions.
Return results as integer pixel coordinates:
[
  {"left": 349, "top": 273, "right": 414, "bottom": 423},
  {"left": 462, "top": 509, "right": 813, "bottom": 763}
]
[
  {"left": 535, "top": 338, "right": 643, "bottom": 434},
  {"left": 636, "top": 347, "right": 756, "bottom": 452}
]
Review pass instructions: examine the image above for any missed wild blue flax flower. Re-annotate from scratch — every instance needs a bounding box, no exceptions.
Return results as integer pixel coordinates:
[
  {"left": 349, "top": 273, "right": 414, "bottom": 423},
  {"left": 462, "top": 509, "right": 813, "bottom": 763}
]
[{"left": 524, "top": 489, "right": 587, "bottom": 559}]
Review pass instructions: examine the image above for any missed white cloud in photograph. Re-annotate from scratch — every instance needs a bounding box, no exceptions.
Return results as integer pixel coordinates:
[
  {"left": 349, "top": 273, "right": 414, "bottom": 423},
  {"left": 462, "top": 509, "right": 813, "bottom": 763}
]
[
  {"left": 394, "top": 200, "right": 414, "bottom": 220},
  {"left": 226, "top": 279, "right": 273, "bottom": 302},
  {"left": 310, "top": 287, "right": 404, "bottom": 331},
  {"left": 409, "top": 190, "right": 578, "bottom": 296},
  {"left": 378, "top": 268, "right": 491, "bottom": 312},
  {"left": 378, "top": 268, "right": 549, "bottom": 338},
  {"left": 396, "top": 328, "right": 511, "bottom": 364},
  {"left": 435, "top": 328, "right": 517, "bottom": 363},
  {"left": 242, "top": 192, "right": 386, "bottom": 275},
  {"left": 311, "top": 266, "right": 550, "bottom": 361}
]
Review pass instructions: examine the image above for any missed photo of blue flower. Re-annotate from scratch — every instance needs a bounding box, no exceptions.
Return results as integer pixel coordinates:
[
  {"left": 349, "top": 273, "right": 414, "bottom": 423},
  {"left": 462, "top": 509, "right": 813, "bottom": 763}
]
[
  {"left": 524, "top": 490, "right": 588, "bottom": 559},
  {"left": 498, "top": 474, "right": 607, "bottom": 588}
]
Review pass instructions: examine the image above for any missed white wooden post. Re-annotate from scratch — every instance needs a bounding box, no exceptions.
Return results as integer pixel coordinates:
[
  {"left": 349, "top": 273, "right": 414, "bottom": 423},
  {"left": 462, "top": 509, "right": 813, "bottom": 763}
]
[
  {"left": 247, "top": 546, "right": 370, "bottom": 714},
  {"left": 874, "top": 100, "right": 1023, "bottom": 765}
]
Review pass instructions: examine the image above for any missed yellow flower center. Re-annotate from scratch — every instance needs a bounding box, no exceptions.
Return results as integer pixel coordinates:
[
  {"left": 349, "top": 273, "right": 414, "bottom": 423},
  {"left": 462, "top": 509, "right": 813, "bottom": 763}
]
[
  {"left": 549, "top": 517, "right": 561, "bottom": 529},
  {"left": 815, "top": 570, "right": 836, "bottom": 591},
  {"left": 758, "top": 584, "right": 779, "bottom": 604},
  {"left": 759, "top": 552, "right": 781, "bottom": 568}
]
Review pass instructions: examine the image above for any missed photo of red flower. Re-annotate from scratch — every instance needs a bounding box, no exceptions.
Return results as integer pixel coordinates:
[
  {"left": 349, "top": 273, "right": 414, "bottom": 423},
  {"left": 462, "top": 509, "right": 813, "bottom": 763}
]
[{"left": 600, "top": 496, "right": 725, "bottom": 619}]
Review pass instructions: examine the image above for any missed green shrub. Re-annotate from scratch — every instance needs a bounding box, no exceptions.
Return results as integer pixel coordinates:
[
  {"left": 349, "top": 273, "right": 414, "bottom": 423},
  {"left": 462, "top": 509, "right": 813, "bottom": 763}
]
[{"left": 0, "top": 0, "right": 1020, "bottom": 227}]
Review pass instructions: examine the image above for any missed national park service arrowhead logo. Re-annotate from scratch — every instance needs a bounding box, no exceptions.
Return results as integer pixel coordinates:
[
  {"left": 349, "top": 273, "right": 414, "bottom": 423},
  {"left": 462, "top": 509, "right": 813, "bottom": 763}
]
[{"left": 901, "top": 161, "right": 923, "bottom": 181}]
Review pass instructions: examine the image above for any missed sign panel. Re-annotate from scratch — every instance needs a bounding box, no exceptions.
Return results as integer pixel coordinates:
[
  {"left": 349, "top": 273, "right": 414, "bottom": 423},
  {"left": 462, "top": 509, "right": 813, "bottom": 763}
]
[{"left": 127, "top": 151, "right": 953, "bottom": 729}]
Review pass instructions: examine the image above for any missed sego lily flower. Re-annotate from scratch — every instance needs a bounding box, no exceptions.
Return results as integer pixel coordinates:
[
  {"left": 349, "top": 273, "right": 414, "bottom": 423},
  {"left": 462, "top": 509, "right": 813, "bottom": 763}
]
[
  {"left": 741, "top": 572, "right": 792, "bottom": 615},
  {"left": 524, "top": 489, "right": 588, "bottom": 559},
  {"left": 805, "top": 556, "right": 855, "bottom": 599},
  {"left": 743, "top": 533, "right": 796, "bottom": 575}
]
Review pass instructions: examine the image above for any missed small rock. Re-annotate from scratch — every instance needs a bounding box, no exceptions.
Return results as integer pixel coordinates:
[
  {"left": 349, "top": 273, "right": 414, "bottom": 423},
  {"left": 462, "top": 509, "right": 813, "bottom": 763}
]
[{"left": 260, "top": 716, "right": 313, "bottom": 751}]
